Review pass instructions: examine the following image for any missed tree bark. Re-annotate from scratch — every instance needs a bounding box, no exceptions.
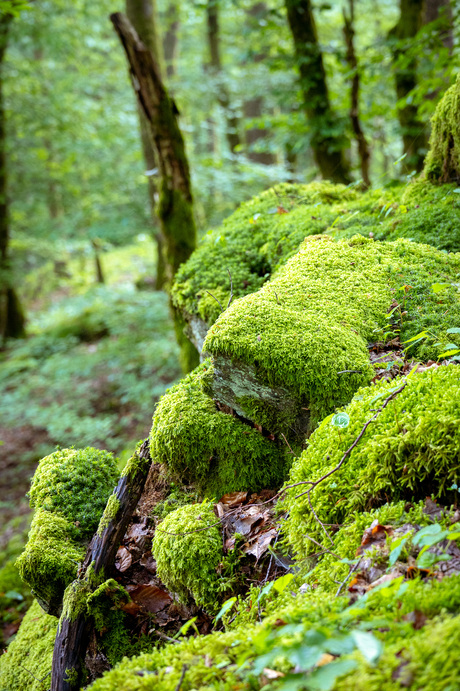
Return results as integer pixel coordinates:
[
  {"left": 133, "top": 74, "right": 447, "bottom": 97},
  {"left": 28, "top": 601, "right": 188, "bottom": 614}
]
[
  {"left": 50, "top": 442, "right": 153, "bottom": 691},
  {"left": 126, "top": 0, "right": 166, "bottom": 290},
  {"left": 162, "top": 0, "right": 179, "bottom": 79},
  {"left": 343, "top": 0, "right": 371, "bottom": 188},
  {"left": 0, "top": 12, "right": 25, "bottom": 343},
  {"left": 389, "top": 0, "right": 427, "bottom": 173},
  {"left": 206, "top": 0, "right": 240, "bottom": 154},
  {"left": 284, "top": 0, "right": 351, "bottom": 184},
  {"left": 111, "top": 12, "right": 199, "bottom": 371}
]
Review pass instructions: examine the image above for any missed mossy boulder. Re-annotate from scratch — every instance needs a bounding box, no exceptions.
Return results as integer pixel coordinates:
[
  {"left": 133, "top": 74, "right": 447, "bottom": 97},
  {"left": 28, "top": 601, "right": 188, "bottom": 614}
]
[
  {"left": 283, "top": 365, "right": 460, "bottom": 557},
  {"left": 16, "top": 447, "right": 118, "bottom": 615},
  {"left": 204, "top": 235, "right": 460, "bottom": 433},
  {"left": 151, "top": 501, "right": 223, "bottom": 610},
  {"left": 424, "top": 73, "right": 460, "bottom": 183},
  {"left": 149, "top": 360, "right": 289, "bottom": 498},
  {"left": 0, "top": 599, "right": 57, "bottom": 691}
]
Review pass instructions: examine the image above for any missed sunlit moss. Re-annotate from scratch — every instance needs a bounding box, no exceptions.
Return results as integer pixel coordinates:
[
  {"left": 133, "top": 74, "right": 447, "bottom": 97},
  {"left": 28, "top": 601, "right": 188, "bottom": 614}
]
[{"left": 424, "top": 73, "right": 460, "bottom": 183}]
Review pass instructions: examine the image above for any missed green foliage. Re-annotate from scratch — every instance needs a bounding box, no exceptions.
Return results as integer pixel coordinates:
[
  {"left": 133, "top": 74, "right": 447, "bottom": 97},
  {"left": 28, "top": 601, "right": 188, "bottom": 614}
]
[
  {"left": 149, "top": 360, "right": 288, "bottom": 498},
  {"left": 204, "top": 234, "right": 460, "bottom": 429},
  {"left": 424, "top": 73, "right": 460, "bottom": 183},
  {"left": 0, "top": 600, "right": 57, "bottom": 691},
  {"left": 97, "top": 495, "right": 120, "bottom": 536},
  {"left": 283, "top": 365, "right": 460, "bottom": 556},
  {"left": 0, "top": 286, "right": 181, "bottom": 452},
  {"left": 151, "top": 501, "right": 223, "bottom": 610}
]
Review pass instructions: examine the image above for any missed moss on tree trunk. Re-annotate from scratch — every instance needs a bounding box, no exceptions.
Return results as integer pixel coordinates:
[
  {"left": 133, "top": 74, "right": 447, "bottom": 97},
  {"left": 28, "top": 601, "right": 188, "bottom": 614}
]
[{"left": 284, "top": 0, "right": 351, "bottom": 184}]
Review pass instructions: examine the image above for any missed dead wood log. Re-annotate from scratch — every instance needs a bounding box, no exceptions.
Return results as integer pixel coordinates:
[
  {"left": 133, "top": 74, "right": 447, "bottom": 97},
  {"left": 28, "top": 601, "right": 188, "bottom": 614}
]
[{"left": 50, "top": 442, "right": 152, "bottom": 691}]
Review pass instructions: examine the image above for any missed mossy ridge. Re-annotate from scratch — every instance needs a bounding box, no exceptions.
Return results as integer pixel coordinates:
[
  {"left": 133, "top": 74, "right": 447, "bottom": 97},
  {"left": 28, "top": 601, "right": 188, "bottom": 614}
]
[
  {"left": 149, "top": 360, "right": 288, "bottom": 498},
  {"left": 151, "top": 501, "right": 223, "bottom": 610},
  {"left": 283, "top": 365, "right": 460, "bottom": 557},
  {"left": 424, "top": 73, "right": 460, "bottom": 184},
  {"left": 204, "top": 236, "right": 460, "bottom": 428},
  {"left": 86, "top": 568, "right": 460, "bottom": 691},
  {"left": 16, "top": 447, "right": 119, "bottom": 614},
  {"left": 0, "top": 599, "right": 57, "bottom": 691}
]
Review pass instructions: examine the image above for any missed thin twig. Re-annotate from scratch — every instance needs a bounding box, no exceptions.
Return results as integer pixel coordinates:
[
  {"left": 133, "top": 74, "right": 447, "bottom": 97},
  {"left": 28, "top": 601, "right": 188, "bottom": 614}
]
[
  {"left": 307, "top": 491, "right": 334, "bottom": 546},
  {"left": 273, "top": 290, "right": 280, "bottom": 305},
  {"left": 205, "top": 290, "right": 224, "bottom": 312},
  {"left": 175, "top": 664, "right": 188, "bottom": 691},
  {"left": 337, "top": 370, "right": 363, "bottom": 374},
  {"left": 280, "top": 433, "right": 295, "bottom": 455},
  {"left": 19, "top": 664, "right": 51, "bottom": 683},
  {"left": 226, "top": 269, "right": 233, "bottom": 309},
  {"left": 335, "top": 561, "right": 359, "bottom": 597}
]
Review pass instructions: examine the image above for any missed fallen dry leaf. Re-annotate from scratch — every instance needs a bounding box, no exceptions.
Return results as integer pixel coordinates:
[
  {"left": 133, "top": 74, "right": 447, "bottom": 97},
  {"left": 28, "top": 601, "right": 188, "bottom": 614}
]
[
  {"left": 220, "top": 491, "right": 248, "bottom": 507},
  {"left": 244, "top": 528, "right": 277, "bottom": 561},
  {"left": 125, "top": 585, "right": 172, "bottom": 613},
  {"left": 115, "top": 546, "right": 133, "bottom": 573}
]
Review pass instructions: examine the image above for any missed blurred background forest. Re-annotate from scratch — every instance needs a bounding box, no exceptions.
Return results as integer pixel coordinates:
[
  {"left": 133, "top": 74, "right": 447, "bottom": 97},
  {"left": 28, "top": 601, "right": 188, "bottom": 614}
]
[{"left": 0, "top": 0, "right": 459, "bottom": 606}]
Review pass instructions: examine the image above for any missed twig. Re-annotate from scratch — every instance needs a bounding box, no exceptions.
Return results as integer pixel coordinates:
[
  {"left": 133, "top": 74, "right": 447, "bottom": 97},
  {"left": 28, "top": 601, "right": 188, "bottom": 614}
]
[
  {"left": 226, "top": 269, "right": 233, "bottom": 309},
  {"left": 335, "top": 561, "right": 359, "bottom": 597},
  {"left": 18, "top": 664, "right": 51, "bottom": 683},
  {"left": 337, "top": 370, "right": 363, "bottom": 374},
  {"left": 273, "top": 290, "right": 280, "bottom": 305},
  {"left": 280, "top": 433, "right": 295, "bottom": 455},
  {"left": 175, "top": 664, "right": 188, "bottom": 691},
  {"left": 307, "top": 491, "right": 334, "bottom": 546},
  {"left": 205, "top": 290, "right": 223, "bottom": 312}
]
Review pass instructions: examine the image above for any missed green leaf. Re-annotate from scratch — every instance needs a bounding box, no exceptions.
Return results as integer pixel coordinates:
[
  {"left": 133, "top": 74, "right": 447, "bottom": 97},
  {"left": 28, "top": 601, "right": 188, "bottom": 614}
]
[
  {"left": 412, "top": 524, "right": 447, "bottom": 549},
  {"left": 331, "top": 413, "right": 350, "bottom": 429},
  {"left": 351, "top": 630, "right": 383, "bottom": 664},
  {"left": 402, "top": 331, "right": 428, "bottom": 344},
  {"left": 214, "top": 597, "right": 237, "bottom": 623},
  {"left": 438, "top": 349, "right": 460, "bottom": 359},
  {"left": 307, "top": 659, "right": 359, "bottom": 691},
  {"left": 388, "top": 536, "right": 409, "bottom": 567},
  {"left": 4, "top": 590, "right": 24, "bottom": 601},
  {"left": 273, "top": 573, "right": 295, "bottom": 594},
  {"left": 431, "top": 283, "right": 451, "bottom": 293},
  {"left": 446, "top": 327, "right": 460, "bottom": 334}
]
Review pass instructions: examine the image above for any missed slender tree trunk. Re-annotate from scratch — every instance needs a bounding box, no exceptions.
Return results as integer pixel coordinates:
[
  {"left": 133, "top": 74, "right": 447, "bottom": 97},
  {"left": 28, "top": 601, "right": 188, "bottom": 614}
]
[
  {"left": 425, "top": 0, "right": 453, "bottom": 51},
  {"left": 284, "top": 0, "right": 351, "bottom": 184},
  {"left": 126, "top": 0, "right": 166, "bottom": 290},
  {"left": 206, "top": 0, "right": 240, "bottom": 155},
  {"left": 162, "top": 0, "right": 179, "bottom": 79},
  {"left": 343, "top": 0, "right": 371, "bottom": 187},
  {"left": 389, "top": 0, "right": 427, "bottom": 173},
  {"left": 111, "top": 13, "right": 199, "bottom": 372},
  {"left": 0, "top": 13, "right": 25, "bottom": 343},
  {"left": 243, "top": 3, "right": 275, "bottom": 165}
]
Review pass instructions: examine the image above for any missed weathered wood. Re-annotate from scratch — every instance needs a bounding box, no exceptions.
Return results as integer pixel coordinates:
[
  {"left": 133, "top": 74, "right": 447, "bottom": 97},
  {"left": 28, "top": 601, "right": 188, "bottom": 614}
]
[{"left": 50, "top": 441, "right": 152, "bottom": 691}]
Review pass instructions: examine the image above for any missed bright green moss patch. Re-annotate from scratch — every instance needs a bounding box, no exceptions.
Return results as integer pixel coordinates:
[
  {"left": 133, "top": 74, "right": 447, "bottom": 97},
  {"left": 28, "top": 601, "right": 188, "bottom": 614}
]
[
  {"left": 149, "top": 360, "right": 288, "bottom": 497},
  {"left": 15, "top": 509, "right": 85, "bottom": 614},
  {"left": 151, "top": 501, "right": 223, "bottom": 610},
  {"left": 204, "top": 236, "right": 460, "bottom": 428},
  {"left": 283, "top": 365, "right": 460, "bottom": 557},
  {"left": 16, "top": 447, "right": 119, "bottom": 614},
  {"left": 0, "top": 599, "right": 57, "bottom": 691},
  {"left": 424, "top": 73, "right": 460, "bottom": 183},
  {"left": 97, "top": 495, "right": 120, "bottom": 536},
  {"left": 28, "top": 447, "right": 118, "bottom": 539}
]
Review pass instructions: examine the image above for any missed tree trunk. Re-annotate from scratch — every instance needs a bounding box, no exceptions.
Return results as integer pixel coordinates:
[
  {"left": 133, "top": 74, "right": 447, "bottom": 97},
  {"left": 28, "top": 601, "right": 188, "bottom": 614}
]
[
  {"left": 389, "top": 0, "right": 427, "bottom": 173},
  {"left": 162, "top": 0, "right": 179, "bottom": 79},
  {"left": 343, "top": 0, "right": 371, "bottom": 188},
  {"left": 424, "top": 0, "right": 453, "bottom": 51},
  {"left": 111, "top": 12, "right": 199, "bottom": 371},
  {"left": 243, "top": 3, "right": 275, "bottom": 165},
  {"left": 0, "top": 13, "right": 25, "bottom": 343},
  {"left": 206, "top": 0, "right": 240, "bottom": 155},
  {"left": 126, "top": 0, "right": 166, "bottom": 290},
  {"left": 284, "top": 0, "right": 351, "bottom": 184}
]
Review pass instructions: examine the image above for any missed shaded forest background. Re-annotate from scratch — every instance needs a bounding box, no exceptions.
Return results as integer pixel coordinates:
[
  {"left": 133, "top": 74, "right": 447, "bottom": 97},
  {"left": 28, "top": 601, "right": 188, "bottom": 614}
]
[{"left": 0, "top": 0, "right": 459, "bottom": 601}]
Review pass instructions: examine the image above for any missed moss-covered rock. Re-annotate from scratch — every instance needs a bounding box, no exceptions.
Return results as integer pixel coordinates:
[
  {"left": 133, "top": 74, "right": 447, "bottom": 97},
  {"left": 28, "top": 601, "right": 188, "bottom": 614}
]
[
  {"left": 204, "top": 236, "right": 460, "bottom": 431},
  {"left": 424, "top": 73, "right": 460, "bottom": 183},
  {"left": 0, "top": 599, "right": 57, "bottom": 691},
  {"left": 151, "top": 501, "right": 223, "bottom": 610},
  {"left": 283, "top": 365, "right": 460, "bottom": 557},
  {"left": 149, "top": 360, "right": 288, "bottom": 498},
  {"left": 16, "top": 447, "right": 118, "bottom": 614}
]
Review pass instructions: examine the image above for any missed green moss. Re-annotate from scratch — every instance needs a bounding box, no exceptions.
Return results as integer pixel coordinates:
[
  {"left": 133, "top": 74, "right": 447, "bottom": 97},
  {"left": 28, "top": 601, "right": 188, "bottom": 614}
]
[
  {"left": 151, "top": 501, "right": 223, "bottom": 610},
  {"left": 28, "top": 447, "right": 119, "bottom": 539},
  {"left": 149, "top": 360, "right": 288, "bottom": 497},
  {"left": 16, "top": 447, "right": 118, "bottom": 614},
  {"left": 204, "top": 236, "right": 460, "bottom": 429},
  {"left": 0, "top": 599, "right": 57, "bottom": 691},
  {"left": 97, "top": 495, "right": 120, "bottom": 536},
  {"left": 424, "top": 73, "right": 460, "bottom": 183},
  {"left": 283, "top": 365, "right": 460, "bottom": 557},
  {"left": 15, "top": 509, "right": 85, "bottom": 614}
]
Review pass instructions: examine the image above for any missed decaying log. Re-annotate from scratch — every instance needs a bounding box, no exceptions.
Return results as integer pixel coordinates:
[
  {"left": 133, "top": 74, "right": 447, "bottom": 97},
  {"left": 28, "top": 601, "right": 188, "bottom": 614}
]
[{"left": 50, "top": 441, "right": 152, "bottom": 691}]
